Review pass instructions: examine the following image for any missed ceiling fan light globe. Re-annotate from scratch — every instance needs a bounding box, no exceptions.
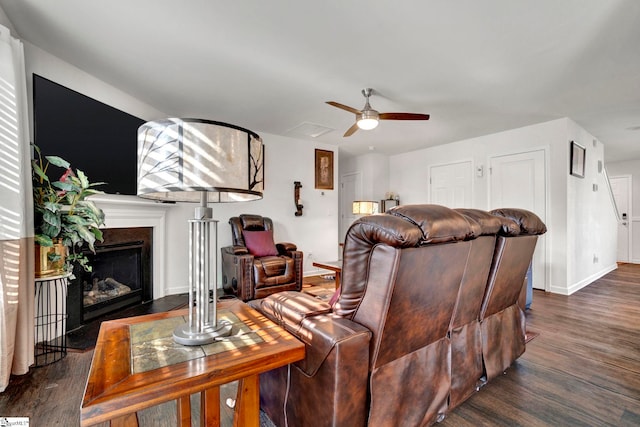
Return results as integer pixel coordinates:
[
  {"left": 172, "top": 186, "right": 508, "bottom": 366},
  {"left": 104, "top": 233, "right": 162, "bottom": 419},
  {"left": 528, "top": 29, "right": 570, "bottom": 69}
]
[
  {"left": 357, "top": 109, "right": 380, "bottom": 130},
  {"left": 357, "top": 118, "right": 379, "bottom": 130}
]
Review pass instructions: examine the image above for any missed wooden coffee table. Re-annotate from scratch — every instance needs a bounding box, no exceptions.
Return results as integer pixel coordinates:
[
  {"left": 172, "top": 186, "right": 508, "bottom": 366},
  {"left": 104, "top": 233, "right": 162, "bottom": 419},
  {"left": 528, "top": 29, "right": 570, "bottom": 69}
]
[
  {"left": 81, "top": 299, "right": 304, "bottom": 426},
  {"left": 312, "top": 260, "right": 342, "bottom": 290}
]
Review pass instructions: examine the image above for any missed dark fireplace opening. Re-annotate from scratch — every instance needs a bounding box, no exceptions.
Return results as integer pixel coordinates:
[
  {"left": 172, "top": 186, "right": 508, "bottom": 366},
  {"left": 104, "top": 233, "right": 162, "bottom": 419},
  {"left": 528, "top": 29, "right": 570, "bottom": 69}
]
[
  {"left": 67, "top": 227, "right": 153, "bottom": 331},
  {"left": 81, "top": 242, "right": 143, "bottom": 321}
]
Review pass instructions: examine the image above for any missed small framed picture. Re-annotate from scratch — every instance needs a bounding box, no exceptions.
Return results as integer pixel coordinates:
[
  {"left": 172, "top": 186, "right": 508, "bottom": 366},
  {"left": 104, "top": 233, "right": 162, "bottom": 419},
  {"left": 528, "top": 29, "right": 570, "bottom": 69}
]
[
  {"left": 570, "top": 141, "right": 586, "bottom": 178},
  {"left": 315, "top": 149, "right": 334, "bottom": 190}
]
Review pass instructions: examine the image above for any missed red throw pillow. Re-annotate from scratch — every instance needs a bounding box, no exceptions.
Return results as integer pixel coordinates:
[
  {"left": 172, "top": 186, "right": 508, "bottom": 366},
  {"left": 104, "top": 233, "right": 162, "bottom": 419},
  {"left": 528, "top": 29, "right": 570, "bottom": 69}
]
[{"left": 243, "top": 230, "right": 279, "bottom": 257}]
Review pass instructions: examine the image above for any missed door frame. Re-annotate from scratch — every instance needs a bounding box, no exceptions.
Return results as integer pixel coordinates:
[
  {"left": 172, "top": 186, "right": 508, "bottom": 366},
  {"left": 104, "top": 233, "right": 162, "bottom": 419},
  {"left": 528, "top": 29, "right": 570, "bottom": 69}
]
[
  {"left": 487, "top": 147, "right": 550, "bottom": 292},
  {"left": 610, "top": 174, "right": 632, "bottom": 263},
  {"left": 339, "top": 171, "right": 362, "bottom": 240}
]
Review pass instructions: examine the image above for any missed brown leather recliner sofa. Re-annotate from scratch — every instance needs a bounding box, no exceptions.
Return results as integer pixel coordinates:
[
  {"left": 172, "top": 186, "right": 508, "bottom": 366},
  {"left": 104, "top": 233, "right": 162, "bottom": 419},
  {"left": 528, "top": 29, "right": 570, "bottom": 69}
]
[{"left": 250, "top": 204, "right": 546, "bottom": 426}]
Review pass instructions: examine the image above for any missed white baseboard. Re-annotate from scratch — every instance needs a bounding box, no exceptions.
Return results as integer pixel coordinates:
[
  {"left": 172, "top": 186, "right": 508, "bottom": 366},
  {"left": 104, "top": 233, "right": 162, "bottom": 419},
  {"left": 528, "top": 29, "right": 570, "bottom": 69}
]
[
  {"left": 165, "top": 285, "right": 189, "bottom": 295},
  {"left": 551, "top": 262, "right": 618, "bottom": 295}
]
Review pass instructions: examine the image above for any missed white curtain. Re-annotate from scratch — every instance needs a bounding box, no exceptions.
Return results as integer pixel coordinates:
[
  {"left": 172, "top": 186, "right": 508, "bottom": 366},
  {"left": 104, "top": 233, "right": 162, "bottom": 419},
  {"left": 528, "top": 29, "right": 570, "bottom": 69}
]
[{"left": 0, "top": 24, "right": 34, "bottom": 392}]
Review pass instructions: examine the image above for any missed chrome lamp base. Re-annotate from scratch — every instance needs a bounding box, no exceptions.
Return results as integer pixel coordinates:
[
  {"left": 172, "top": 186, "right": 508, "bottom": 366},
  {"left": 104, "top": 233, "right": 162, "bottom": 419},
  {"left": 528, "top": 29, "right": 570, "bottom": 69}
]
[
  {"left": 173, "top": 319, "right": 232, "bottom": 345},
  {"left": 173, "top": 201, "right": 231, "bottom": 346}
]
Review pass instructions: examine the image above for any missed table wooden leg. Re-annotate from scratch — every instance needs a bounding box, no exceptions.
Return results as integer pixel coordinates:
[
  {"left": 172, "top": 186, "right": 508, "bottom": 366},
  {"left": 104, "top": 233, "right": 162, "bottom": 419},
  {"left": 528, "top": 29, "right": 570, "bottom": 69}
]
[
  {"left": 335, "top": 270, "right": 341, "bottom": 290},
  {"left": 201, "top": 386, "right": 221, "bottom": 427},
  {"left": 233, "top": 375, "right": 260, "bottom": 427},
  {"left": 177, "top": 395, "right": 191, "bottom": 426},
  {"left": 110, "top": 412, "right": 138, "bottom": 427}
]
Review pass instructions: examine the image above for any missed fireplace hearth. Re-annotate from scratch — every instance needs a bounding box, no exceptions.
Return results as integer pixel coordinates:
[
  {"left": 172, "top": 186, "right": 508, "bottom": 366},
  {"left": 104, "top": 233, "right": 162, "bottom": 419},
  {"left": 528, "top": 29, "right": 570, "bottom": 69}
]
[{"left": 67, "top": 227, "right": 153, "bottom": 331}]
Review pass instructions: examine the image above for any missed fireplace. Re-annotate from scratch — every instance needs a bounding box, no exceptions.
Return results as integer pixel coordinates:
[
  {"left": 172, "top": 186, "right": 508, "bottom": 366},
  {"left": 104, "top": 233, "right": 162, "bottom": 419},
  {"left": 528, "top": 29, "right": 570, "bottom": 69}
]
[{"left": 67, "top": 227, "right": 153, "bottom": 331}]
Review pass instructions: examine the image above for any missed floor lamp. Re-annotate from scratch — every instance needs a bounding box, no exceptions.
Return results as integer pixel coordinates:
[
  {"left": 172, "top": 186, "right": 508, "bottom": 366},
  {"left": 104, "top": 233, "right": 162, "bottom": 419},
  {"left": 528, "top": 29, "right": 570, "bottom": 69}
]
[{"left": 137, "top": 118, "right": 264, "bottom": 345}]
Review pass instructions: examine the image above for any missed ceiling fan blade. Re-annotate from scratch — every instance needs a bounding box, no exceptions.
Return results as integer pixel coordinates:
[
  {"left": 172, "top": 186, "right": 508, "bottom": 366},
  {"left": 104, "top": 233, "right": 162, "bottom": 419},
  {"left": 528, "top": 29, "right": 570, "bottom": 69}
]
[
  {"left": 326, "top": 101, "right": 361, "bottom": 115},
  {"left": 343, "top": 123, "right": 359, "bottom": 137},
  {"left": 379, "top": 112, "right": 430, "bottom": 121}
]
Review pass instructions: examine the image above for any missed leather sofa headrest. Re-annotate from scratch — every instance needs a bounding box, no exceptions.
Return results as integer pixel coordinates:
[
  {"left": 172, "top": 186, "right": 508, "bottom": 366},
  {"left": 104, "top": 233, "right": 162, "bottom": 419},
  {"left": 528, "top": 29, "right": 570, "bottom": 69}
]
[
  {"left": 490, "top": 208, "right": 547, "bottom": 235},
  {"left": 387, "top": 204, "right": 475, "bottom": 243},
  {"left": 456, "top": 208, "right": 519, "bottom": 236},
  {"left": 338, "top": 205, "right": 473, "bottom": 320},
  {"left": 348, "top": 215, "right": 423, "bottom": 249}
]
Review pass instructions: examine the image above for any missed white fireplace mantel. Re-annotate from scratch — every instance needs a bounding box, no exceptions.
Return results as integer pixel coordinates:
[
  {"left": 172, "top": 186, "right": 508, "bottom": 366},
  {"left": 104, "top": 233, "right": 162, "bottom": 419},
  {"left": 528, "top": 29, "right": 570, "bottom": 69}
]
[{"left": 92, "top": 194, "right": 171, "bottom": 299}]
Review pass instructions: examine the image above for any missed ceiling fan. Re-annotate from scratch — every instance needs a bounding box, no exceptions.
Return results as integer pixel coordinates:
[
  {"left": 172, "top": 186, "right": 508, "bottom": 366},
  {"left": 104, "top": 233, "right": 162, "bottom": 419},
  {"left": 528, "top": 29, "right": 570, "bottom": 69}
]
[{"left": 326, "top": 88, "right": 430, "bottom": 137}]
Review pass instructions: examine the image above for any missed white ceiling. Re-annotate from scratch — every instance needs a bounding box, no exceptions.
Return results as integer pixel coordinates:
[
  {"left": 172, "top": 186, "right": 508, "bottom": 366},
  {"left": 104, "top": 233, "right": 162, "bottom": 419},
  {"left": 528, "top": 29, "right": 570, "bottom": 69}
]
[{"left": 1, "top": 0, "right": 639, "bottom": 161}]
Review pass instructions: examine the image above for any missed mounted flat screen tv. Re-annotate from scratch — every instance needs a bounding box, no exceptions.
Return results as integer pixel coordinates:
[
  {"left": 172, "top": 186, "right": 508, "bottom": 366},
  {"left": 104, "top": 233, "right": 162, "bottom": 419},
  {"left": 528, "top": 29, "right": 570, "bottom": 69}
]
[{"left": 33, "top": 74, "right": 146, "bottom": 195}]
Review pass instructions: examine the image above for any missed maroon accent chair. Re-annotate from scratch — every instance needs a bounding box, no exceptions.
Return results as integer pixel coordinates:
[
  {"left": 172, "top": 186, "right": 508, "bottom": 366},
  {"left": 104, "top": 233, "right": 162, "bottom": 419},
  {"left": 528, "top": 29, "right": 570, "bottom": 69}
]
[{"left": 221, "top": 214, "right": 303, "bottom": 301}]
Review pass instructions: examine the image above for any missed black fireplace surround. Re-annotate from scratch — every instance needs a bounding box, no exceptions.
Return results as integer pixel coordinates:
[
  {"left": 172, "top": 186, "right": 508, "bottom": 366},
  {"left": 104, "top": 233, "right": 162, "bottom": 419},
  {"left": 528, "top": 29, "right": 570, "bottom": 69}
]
[{"left": 67, "top": 227, "right": 153, "bottom": 331}]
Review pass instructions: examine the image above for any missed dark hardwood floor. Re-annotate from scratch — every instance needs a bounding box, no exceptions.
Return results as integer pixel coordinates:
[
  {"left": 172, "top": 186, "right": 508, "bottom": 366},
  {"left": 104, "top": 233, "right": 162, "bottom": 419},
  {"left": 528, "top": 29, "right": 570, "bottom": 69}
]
[
  {"left": 441, "top": 263, "right": 640, "bottom": 427},
  {"left": 1, "top": 267, "right": 638, "bottom": 426}
]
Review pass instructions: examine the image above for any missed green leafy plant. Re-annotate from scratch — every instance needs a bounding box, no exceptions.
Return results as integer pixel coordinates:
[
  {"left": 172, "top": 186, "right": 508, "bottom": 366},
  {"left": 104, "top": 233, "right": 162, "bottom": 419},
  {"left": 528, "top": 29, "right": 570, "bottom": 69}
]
[{"left": 32, "top": 144, "right": 106, "bottom": 274}]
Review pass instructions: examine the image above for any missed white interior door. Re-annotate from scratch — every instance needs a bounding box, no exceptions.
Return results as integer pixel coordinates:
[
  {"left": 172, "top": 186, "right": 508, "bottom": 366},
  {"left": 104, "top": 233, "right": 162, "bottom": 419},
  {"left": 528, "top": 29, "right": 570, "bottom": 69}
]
[
  {"left": 609, "top": 175, "right": 632, "bottom": 262},
  {"left": 429, "top": 161, "right": 473, "bottom": 207},
  {"left": 340, "top": 172, "right": 361, "bottom": 241},
  {"left": 489, "top": 149, "right": 547, "bottom": 290}
]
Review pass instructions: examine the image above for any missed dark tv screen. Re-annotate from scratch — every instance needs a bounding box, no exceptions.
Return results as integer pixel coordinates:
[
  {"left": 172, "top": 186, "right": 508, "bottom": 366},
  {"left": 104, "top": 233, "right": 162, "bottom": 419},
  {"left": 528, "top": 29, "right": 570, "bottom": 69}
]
[{"left": 33, "top": 74, "right": 146, "bottom": 195}]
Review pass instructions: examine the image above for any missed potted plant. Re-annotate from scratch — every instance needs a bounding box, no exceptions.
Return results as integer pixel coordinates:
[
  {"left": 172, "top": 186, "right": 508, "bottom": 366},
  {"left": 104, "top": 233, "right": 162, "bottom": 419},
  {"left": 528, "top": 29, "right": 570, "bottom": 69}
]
[{"left": 31, "top": 144, "right": 106, "bottom": 278}]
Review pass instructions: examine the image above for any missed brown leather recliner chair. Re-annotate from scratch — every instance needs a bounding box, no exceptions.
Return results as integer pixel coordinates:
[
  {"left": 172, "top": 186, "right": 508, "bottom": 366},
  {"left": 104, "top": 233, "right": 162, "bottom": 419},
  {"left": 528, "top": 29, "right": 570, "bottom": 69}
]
[{"left": 221, "top": 214, "right": 303, "bottom": 301}]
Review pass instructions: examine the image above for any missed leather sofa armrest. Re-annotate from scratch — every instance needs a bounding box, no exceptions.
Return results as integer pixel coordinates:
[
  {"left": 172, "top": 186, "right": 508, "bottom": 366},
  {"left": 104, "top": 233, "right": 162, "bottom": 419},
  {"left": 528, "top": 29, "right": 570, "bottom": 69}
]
[
  {"left": 295, "top": 314, "right": 371, "bottom": 376},
  {"left": 221, "top": 247, "right": 254, "bottom": 299},
  {"left": 255, "top": 291, "right": 332, "bottom": 328},
  {"left": 276, "top": 242, "right": 298, "bottom": 257},
  {"left": 222, "top": 245, "right": 250, "bottom": 256},
  {"left": 251, "top": 291, "right": 371, "bottom": 376}
]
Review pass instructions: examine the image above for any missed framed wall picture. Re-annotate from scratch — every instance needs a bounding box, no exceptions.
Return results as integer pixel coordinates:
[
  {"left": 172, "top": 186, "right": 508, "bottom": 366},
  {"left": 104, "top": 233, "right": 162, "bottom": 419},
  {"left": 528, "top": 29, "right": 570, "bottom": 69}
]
[
  {"left": 315, "top": 149, "right": 334, "bottom": 190},
  {"left": 570, "top": 141, "right": 586, "bottom": 178}
]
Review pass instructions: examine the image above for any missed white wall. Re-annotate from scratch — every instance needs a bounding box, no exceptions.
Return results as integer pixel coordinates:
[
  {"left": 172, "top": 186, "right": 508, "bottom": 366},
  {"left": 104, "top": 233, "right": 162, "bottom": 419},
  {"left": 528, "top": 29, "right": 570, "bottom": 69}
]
[
  {"left": 339, "top": 152, "right": 390, "bottom": 237},
  {"left": 390, "top": 119, "right": 564, "bottom": 290},
  {"left": 0, "top": 6, "right": 16, "bottom": 34},
  {"left": 20, "top": 40, "right": 339, "bottom": 297},
  {"left": 565, "top": 121, "right": 618, "bottom": 293},
  {"left": 340, "top": 152, "right": 389, "bottom": 200},
  {"left": 388, "top": 118, "right": 617, "bottom": 295},
  {"left": 22, "top": 42, "right": 166, "bottom": 129},
  {"left": 606, "top": 159, "right": 640, "bottom": 218}
]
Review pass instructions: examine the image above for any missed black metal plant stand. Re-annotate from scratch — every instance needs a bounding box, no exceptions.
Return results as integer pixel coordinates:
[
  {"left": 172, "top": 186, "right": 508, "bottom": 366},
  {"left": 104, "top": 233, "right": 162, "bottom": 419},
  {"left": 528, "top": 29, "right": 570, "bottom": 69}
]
[{"left": 34, "top": 274, "right": 70, "bottom": 366}]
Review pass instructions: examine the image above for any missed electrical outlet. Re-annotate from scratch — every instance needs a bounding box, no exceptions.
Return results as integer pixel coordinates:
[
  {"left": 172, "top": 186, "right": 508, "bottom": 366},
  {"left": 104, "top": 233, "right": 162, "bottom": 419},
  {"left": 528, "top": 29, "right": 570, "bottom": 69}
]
[{"left": 593, "top": 254, "right": 599, "bottom": 263}]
